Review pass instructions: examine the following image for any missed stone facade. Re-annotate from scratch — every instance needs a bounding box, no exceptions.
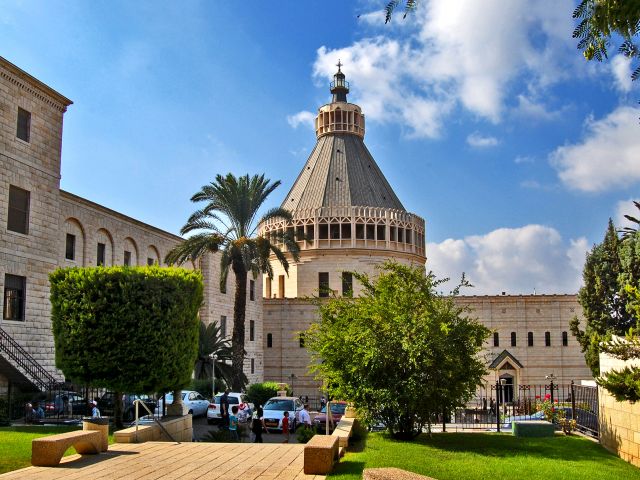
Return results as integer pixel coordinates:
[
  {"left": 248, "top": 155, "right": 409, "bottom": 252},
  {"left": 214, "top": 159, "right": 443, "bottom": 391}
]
[
  {"left": 263, "top": 294, "right": 592, "bottom": 397},
  {"left": 599, "top": 351, "right": 640, "bottom": 467},
  {"left": 0, "top": 56, "right": 262, "bottom": 393}
]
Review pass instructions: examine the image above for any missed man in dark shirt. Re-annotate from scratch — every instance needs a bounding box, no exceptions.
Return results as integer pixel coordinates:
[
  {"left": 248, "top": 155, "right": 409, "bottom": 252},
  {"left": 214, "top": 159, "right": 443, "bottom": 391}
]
[{"left": 220, "top": 389, "right": 230, "bottom": 429}]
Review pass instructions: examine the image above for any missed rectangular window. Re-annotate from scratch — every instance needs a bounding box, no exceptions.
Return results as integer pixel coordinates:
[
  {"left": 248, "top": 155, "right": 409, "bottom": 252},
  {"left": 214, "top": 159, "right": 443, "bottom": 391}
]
[
  {"left": 3, "top": 274, "right": 26, "bottom": 321},
  {"left": 124, "top": 250, "right": 131, "bottom": 266},
  {"left": 250, "top": 320, "right": 255, "bottom": 341},
  {"left": 249, "top": 280, "right": 255, "bottom": 301},
  {"left": 250, "top": 358, "right": 255, "bottom": 374},
  {"left": 342, "top": 272, "right": 353, "bottom": 297},
  {"left": 299, "top": 332, "right": 305, "bottom": 348},
  {"left": 267, "top": 333, "right": 273, "bottom": 348},
  {"left": 376, "top": 224, "right": 385, "bottom": 240},
  {"left": 562, "top": 331, "right": 568, "bottom": 347},
  {"left": 16, "top": 107, "right": 31, "bottom": 142},
  {"left": 528, "top": 332, "right": 534, "bottom": 347},
  {"left": 97, "top": 243, "right": 106, "bottom": 266},
  {"left": 511, "top": 332, "right": 517, "bottom": 347},
  {"left": 220, "top": 277, "right": 227, "bottom": 294},
  {"left": 147, "top": 258, "right": 154, "bottom": 266},
  {"left": 545, "top": 331, "right": 551, "bottom": 347},
  {"left": 7, "top": 185, "right": 30, "bottom": 234},
  {"left": 319, "top": 272, "right": 330, "bottom": 298},
  {"left": 278, "top": 275, "right": 285, "bottom": 298},
  {"left": 220, "top": 315, "right": 227, "bottom": 338},
  {"left": 65, "top": 233, "right": 76, "bottom": 260},
  {"left": 493, "top": 332, "right": 499, "bottom": 347}
]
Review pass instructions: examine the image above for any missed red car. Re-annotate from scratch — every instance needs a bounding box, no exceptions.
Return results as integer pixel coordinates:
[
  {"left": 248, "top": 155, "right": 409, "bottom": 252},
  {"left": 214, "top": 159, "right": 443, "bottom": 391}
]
[{"left": 313, "top": 401, "right": 348, "bottom": 432}]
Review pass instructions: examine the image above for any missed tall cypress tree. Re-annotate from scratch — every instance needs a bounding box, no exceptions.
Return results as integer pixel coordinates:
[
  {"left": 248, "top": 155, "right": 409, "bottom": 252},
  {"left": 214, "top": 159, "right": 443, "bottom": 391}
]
[{"left": 570, "top": 219, "right": 629, "bottom": 375}]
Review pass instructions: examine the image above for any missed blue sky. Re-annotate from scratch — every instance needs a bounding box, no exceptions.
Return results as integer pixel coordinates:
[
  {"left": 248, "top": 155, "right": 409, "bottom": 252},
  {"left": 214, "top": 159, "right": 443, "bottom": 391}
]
[{"left": 3, "top": 1, "right": 639, "bottom": 294}]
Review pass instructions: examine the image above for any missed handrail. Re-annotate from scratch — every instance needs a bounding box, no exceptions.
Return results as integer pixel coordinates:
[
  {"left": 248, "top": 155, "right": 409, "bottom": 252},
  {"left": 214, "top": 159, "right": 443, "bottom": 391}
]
[
  {"left": 0, "top": 327, "right": 59, "bottom": 390},
  {"left": 133, "top": 399, "right": 178, "bottom": 443}
]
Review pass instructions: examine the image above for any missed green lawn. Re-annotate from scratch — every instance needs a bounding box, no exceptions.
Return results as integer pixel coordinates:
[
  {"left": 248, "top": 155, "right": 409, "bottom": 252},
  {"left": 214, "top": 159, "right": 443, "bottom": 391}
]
[
  {"left": 330, "top": 432, "right": 640, "bottom": 480},
  {"left": 0, "top": 425, "right": 115, "bottom": 474}
]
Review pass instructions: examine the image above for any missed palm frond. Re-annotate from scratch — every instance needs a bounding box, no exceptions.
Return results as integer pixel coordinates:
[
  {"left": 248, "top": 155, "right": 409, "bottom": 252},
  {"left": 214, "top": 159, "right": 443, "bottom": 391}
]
[{"left": 165, "top": 233, "right": 223, "bottom": 265}]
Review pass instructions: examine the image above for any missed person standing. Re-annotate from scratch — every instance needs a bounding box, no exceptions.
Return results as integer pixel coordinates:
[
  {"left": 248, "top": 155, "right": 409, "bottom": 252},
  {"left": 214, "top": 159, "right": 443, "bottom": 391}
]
[
  {"left": 299, "top": 403, "right": 312, "bottom": 428},
  {"left": 91, "top": 400, "right": 101, "bottom": 418},
  {"left": 282, "top": 411, "right": 290, "bottom": 443},
  {"left": 252, "top": 406, "right": 267, "bottom": 443},
  {"left": 220, "top": 389, "right": 230, "bottom": 429},
  {"left": 229, "top": 406, "right": 239, "bottom": 442}
]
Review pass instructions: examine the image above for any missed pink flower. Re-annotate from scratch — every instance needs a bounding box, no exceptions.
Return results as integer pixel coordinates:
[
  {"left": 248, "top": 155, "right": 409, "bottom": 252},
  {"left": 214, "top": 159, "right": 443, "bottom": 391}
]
[
  {"left": 544, "top": 393, "right": 551, "bottom": 400},
  {"left": 535, "top": 395, "right": 541, "bottom": 399}
]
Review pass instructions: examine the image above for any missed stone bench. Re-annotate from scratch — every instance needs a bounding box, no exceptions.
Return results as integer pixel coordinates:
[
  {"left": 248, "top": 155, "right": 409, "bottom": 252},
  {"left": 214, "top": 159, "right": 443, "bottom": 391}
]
[
  {"left": 332, "top": 416, "right": 355, "bottom": 448},
  {"left": 363, "top": 467, "right": 436, "bottom": 480},
  {"left": 512, "top": 420, "right": 555, "bottom": 437},
  {"left": 303, "top": 434, "right": 339, "bottom": 475},
  {"left": 32, "top": 430, "right": 102, "bottom": 467}
]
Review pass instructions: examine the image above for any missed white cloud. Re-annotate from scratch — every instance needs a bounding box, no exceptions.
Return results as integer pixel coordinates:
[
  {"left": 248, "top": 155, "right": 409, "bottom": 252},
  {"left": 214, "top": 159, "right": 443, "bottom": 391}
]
[
  {"left": 611, "top": 55, "right": 633, "bottom": 93},
  {"left": 307, "top": 0, "right": 577, "bottom": 137},
  {"left": 514, "top": 155, "right": 535, "bottom": 164},
  {"left": 467, "top": 132, "right": 499, "bottom": 148},
  {"left": 515, "top": 94, "right": 565, "bottom": 121},
  {"left": 550, "top": 106, "right": 640, "bottom": 192},
  {"left": 427, "top": 225, "right": 587, "bottom": 295},
  {"left": 287, "top": 111, "right": 315, "bottom": 129},
  {"left": 615, "top": 198, "right": 640, "bottom": 230}
]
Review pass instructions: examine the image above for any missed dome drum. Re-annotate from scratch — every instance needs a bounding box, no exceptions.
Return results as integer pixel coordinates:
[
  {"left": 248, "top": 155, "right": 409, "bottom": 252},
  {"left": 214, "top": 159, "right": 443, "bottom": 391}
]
[
  {"left": 260, "top": 205, "right": 425, "bottom": 259},
  {"left": 315, "top": 102, "right": 365, "bottom": 139}
]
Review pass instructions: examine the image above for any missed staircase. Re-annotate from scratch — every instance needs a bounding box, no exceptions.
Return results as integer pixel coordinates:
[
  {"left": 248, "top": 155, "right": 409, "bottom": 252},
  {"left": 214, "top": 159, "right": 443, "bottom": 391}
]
[{"left": 0, "top": 327, "right": 60, "bottom": 391}]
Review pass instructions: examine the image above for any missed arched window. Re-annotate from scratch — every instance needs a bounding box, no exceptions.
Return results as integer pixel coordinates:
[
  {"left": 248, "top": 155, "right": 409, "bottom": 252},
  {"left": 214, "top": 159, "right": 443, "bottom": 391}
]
[
  {"left": 545, "top": 331, "right": 551, "bottom": 347},
  {"left": 267, "top": 333, "right": 273, "bottom": 348},
  {"left": 528, "top": 332, "right": 534, "bottom": 347},
  {"left": 511, "top": 332, "right": 517, "bottom": 347},
  {"left": 562, "top": 331, "right": 568, "bottom": 347},
  {"left": 493, "top": 332, "right": 499, "bottom": 347}
]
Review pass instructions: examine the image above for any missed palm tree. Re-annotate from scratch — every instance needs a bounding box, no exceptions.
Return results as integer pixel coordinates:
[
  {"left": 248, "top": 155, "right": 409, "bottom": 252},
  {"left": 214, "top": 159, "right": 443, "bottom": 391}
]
[
  {"left": 194, "top": 320, "right": 235, "bottom": 393},
  {"left": 166, "top": 173, "right": 300, "bottom": 391}
]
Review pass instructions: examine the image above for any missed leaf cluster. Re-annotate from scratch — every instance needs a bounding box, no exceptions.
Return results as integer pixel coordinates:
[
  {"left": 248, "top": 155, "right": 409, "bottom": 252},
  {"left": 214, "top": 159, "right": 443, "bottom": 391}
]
[
  {"left": 246, "top": 381, "right": 291, "bottom": 409},
  {"left": 305, "top": 261, "right": 490, "bottom": 440},
  {"left": 385, "top": 0, "right": 417, "bottom": 24},
  {"left": 49, "top": 266, "right": 203, "bottom": 394}
]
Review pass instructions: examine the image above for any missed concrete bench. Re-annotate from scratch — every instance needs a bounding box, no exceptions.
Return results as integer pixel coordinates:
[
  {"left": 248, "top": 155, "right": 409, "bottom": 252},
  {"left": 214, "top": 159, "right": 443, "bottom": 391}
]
[
  {"left": 512, "top": 420, "right": 555, "bottom": 437},
  {"left": 32, "top": 430, "right": 102, "bottom": 467},
  {"left": 363, "top": 468, "right": 436, "bottom": 480},
  {"left": 303, "top": 434, "right": 339, "bottom": 475},
  {"left": 332, "top": 416, "right": 355, "bottom": 448}
]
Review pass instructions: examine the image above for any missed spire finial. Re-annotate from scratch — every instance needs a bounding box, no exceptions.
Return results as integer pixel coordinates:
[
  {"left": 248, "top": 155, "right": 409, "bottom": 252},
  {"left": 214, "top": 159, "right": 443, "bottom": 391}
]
[{"left": 336, "top": 59, "right": 343, "bottom": 72}]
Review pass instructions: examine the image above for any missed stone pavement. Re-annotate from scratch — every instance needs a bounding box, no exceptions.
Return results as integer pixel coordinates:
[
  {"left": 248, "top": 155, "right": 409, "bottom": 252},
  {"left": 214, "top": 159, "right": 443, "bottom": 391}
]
[{"left": 0, "top": 441, "right": 326, "bottom": 480}]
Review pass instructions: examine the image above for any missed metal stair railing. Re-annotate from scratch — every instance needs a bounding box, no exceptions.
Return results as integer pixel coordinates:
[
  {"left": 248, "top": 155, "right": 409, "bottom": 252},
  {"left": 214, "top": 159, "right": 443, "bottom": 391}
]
[
  {"left": 0, "top": 327, "right": 59, "bottom": 391},
  {"left": 133, "top": 399, "right": 178, "bottom": 443}
]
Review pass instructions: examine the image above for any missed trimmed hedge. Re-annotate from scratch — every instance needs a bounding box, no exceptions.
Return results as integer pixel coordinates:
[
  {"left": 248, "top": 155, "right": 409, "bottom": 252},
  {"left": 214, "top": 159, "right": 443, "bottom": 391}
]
[
  {"left": 50, "top": 266, "right": 203, "bottom": 394},
  {"left": 246, "top": 381, "right": 291, "bottom": 409}
]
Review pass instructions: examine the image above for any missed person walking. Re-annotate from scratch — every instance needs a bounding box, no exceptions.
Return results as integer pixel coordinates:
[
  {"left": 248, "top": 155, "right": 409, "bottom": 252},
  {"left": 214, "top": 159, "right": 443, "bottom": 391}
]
[
  {"left": 282, "top": 411, "right": 290, "bottom": 443},
  {"left": 252, "top": 406, "right": 267, "bottom": 443}
]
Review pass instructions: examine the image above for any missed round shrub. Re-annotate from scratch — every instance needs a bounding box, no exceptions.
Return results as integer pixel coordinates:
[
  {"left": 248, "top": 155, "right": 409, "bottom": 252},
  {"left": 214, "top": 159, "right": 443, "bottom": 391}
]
[{"left": 50, "top": 266, "right": 203, "bottom": 394}]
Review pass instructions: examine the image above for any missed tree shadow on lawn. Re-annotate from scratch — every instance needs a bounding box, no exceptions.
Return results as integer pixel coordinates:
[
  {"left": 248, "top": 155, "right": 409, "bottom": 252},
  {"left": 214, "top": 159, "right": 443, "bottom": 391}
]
[{"left": 411, "top": 432, "right": 616, "bottom": 463}]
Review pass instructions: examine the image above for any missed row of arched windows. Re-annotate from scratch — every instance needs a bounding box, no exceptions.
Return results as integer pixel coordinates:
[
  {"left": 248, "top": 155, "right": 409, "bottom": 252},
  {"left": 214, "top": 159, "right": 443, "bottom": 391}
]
[{"left": 493, "top": 331, "right": 569, "bottom": 348}]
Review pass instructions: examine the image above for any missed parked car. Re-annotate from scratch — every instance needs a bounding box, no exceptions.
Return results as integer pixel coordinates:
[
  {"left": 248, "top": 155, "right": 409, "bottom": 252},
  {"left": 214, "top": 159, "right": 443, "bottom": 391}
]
[
  {"left": 313, "top": 401, "right": 348, "bottom": 432},
  {"left": 39, "top": 391, "right": 89, "bottom": 417},
  {"left": 98, "top": 393, "right": 158, "bottom": 421},
  {"left": 262, "top": 396, "right": 304, "bottom": 432},
  {"left": 155, "top": 391, "right": 209, "bottom": 417},
  {"left": 206, "top": 392, "right": 254, "bottom": 425}
]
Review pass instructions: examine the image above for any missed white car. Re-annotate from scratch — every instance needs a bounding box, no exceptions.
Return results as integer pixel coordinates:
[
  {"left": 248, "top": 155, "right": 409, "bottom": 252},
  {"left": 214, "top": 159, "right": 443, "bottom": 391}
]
[
  {"left": 262, "top": 396, "right": 304, "bottom": 432},
  {"left": 156, "top": 390, "right": 209, "bottom": 417},
  {"left": 207, "top": 392, "right": 254, "bottom": 425}
]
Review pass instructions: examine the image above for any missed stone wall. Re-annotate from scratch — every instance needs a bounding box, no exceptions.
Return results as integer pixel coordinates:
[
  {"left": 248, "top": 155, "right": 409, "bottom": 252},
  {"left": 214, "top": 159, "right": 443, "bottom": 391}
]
[
  {"left": 599, "top": 352, "right": 640, "bottom": 467},
  {"left": 263, "top": 294, "right": 592, "bottom": 397}
]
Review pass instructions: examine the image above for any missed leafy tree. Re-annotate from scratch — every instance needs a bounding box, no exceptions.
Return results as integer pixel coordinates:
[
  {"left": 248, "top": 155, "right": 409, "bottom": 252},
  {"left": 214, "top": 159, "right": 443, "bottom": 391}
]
[
  {"left": 49, "top": 266, "right": 203, "bottom": 428},
  {"left": 598, "top": 284, "right": 640, "bottom": 401},
  {"left": 165, "top": 173, "right": 300, "bottom": 391},
  {"left": 193, "top": 320, "right": 236, "bottom": 392},
  {"left": 305, "top": 262, "right": 490, "bottom": 440},
  {"left": 620, "top": 200, "right": 640, "bottom": 239},
  {"left": 246, "top": 381, "right": 291, "bottom": 409},
  {"left": 570, "top": 220, "right": 630, "bottom": 375}
]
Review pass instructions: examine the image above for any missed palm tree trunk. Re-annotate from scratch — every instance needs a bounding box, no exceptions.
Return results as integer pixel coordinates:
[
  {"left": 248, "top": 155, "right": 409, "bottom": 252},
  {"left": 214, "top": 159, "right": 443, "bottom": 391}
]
[{"left": 231, "top": 262, "right": 248, "bottom": 391}]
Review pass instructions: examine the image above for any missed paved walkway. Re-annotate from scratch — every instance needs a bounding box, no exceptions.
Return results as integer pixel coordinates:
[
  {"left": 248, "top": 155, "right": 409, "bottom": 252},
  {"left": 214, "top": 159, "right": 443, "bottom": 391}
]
[{"left": 0, "top": 442, "right": 326, "bottom": 480}]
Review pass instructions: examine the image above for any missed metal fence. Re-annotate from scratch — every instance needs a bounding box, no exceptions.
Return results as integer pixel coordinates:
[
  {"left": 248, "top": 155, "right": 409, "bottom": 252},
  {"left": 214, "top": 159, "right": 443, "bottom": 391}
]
[{"left": 449, "top": 381, "right": 599, "bottom": 438}]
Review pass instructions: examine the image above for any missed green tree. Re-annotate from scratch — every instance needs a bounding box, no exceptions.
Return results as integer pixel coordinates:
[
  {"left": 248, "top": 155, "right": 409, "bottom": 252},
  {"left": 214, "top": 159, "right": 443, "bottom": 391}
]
[
  {"left": 620, "top": 200, "right": 640, "bottom": 239},
  {"left": 49, "top": 266, "right": 203, "bottom": 428},
  {"left": 193, "top": 320, "right": 236, "bottom": 393},
  {"left": 165, "top": 173, "right": 300, "bottom": 391},
  {"left": 305, "top": 262, "right": 490, "bottom": 440}
]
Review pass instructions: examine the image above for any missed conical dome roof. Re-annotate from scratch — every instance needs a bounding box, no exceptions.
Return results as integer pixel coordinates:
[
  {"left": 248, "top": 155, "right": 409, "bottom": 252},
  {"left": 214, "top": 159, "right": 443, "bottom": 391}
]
[{"left": 282, "top": 133, "right": 405, "bottom": 211}]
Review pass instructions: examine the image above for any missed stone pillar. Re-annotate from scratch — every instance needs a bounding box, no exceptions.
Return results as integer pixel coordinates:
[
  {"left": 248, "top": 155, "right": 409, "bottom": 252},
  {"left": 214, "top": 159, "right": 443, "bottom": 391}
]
[
  {"left": 166, "top": 390, "right": 188, "bottom": 416},
  {"left": 83, "top": 417, "right": 109, "bottom": 452}
]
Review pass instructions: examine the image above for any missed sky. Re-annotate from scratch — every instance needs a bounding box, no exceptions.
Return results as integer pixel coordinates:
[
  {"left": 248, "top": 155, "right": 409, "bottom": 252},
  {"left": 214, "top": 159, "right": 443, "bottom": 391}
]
[{"left": 2, "top": 0, "right": 639, "bottom": 295}]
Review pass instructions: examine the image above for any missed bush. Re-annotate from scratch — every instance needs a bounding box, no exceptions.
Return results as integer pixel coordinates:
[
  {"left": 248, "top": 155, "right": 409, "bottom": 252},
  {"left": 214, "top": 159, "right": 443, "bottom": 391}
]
[
  {"left": 246, "top": 382, "right": 290, "bottom": 408},
  {"left": 296, "top": 425, "right": 315, "bottom": 443},
  {"left": 50, "top": 266, "right": 203, "bottom": 394}
]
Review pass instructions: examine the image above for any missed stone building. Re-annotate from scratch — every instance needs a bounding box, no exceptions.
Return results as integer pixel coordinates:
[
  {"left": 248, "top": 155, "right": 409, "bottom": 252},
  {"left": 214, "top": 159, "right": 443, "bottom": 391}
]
[
  {"left": 261, "top": 66, "right": 592, "bottom": 396},
  {"left": 0, "top": 56, "right": 591, "bottom": 402},
  {"left": 0, "top": 56, "right": 262, "bottom": 396}
]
